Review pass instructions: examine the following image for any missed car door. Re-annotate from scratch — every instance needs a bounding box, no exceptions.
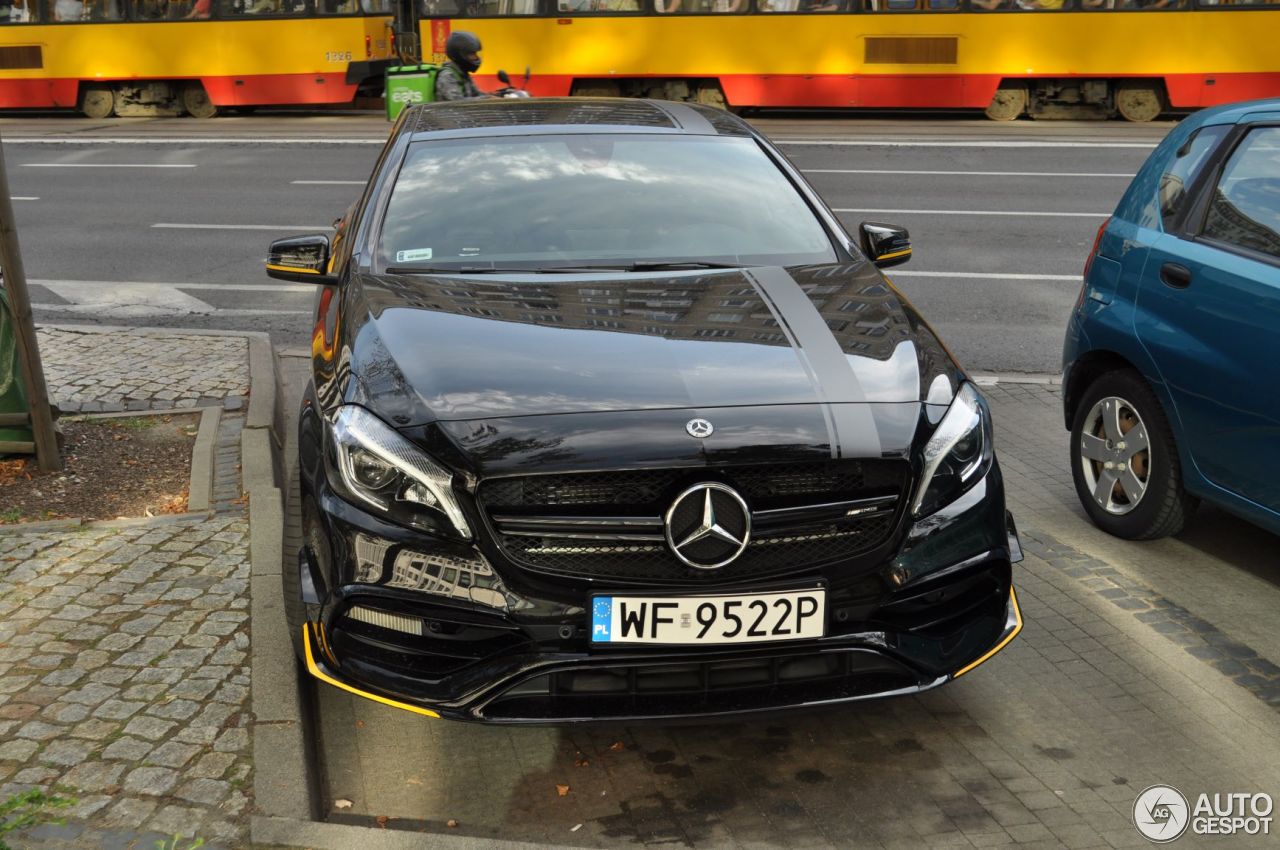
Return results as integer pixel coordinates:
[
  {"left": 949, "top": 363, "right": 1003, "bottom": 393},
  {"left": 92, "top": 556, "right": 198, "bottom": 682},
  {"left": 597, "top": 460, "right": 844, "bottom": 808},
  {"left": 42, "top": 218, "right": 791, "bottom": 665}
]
[{"left": 1135, "top": 123, "right": 1280, "bottom": 513}]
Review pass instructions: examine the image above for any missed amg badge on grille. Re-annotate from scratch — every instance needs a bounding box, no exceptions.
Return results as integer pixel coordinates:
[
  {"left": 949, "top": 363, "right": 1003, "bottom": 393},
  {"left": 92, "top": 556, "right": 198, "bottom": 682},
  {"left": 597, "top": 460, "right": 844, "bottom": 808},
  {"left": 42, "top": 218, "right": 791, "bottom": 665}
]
[
  {"left": 664, "top": 483, "right": 751, "bottom": 569},
  {"left": 685, "top": 418, "right": 714, "bottom": 439}
]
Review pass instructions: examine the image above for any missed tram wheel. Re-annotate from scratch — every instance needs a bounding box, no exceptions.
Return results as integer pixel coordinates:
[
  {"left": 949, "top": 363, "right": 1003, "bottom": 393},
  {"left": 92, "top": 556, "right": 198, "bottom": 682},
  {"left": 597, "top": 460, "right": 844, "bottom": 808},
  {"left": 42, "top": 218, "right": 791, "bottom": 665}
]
[
  {"left": 984, "top": 85, "right": 1027, "bottom": 121},
  {"left": 79, "top": 85, "right": 116, "bottom": 119},
  {"left": 181, "top": 84, "right": 219, "bottom": 119},
  {"left": 1115, "top": 83, "right": 1164, "bottom": 123}
]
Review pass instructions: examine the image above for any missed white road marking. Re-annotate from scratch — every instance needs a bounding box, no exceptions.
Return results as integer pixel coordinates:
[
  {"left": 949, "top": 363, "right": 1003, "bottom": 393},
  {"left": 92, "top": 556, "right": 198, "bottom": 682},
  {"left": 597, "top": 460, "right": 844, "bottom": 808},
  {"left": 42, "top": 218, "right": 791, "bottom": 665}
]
[
  {"left": 22, "top": 163, "right": 197, "bottom": 168},
  {"left": 292, "top": 179, "right": 365, "bottom": 185},
  {"left": 152, "top": 223, "right": 334, "bottom": 231},
  {"left": 779, "top": 140, "right": 1158, "bottom": 149},
  {"left": 10, "top": 196, "right": 37, "bottom": 200},
  {"left": 30, "top": 278, "right": 318, "bottom": 293},
  {"left": 888, "top": 270, "right": 1080, "bottom": 282},
  {"left": 40, "top": 281, "right": 219, "bottom": 318},
  {"left": 805, "top": 168, "right": 1133, "bottom": 178},
  {"left": 835, "top": 207, "right": 1108, "bottom": 218},
  {"left": 30, "top": 278, "right": 316, "bottom": 318}
]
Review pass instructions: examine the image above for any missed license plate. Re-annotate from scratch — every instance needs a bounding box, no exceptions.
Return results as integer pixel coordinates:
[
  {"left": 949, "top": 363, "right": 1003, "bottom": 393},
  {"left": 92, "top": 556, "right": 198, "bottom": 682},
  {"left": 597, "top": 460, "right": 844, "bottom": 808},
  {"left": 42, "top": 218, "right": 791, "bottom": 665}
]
[{"left": 590, "top": 589, "right": 825, "bottom": 646}]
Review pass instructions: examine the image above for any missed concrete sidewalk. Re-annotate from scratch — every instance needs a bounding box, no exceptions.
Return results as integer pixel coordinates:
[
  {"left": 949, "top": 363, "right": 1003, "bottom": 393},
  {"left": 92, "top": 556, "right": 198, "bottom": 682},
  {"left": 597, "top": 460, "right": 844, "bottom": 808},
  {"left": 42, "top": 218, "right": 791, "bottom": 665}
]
[{"left": 0, "top": 326, "right": 275, "bottom": 849}]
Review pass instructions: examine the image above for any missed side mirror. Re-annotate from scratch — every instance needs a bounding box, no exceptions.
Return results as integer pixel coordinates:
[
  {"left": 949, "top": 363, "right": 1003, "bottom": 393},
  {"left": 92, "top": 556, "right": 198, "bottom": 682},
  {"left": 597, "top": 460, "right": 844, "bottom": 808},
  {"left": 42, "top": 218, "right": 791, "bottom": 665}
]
[
  {"left": 497, "top": 69, "right": 511, "bottom": 85},
  {"left": 266, "top": 234, "right": 339, "bottom": 285},
  {"left": 859, "top": 222, "right": 912, "bottom": 269}
]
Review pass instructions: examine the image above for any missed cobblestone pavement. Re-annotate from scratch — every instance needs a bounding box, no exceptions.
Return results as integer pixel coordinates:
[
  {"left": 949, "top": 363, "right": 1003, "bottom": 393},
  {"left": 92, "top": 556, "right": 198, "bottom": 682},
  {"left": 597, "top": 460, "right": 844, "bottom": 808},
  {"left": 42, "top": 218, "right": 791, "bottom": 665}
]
[
  {"left": 315, "top": 382, "right": 1280, "bottom": 849},
  {"left": 1, "top": 327, "right": 253, "bottom": 849},
  {"left": 37, "top": 327, "right": 249, "bottom": 413}
]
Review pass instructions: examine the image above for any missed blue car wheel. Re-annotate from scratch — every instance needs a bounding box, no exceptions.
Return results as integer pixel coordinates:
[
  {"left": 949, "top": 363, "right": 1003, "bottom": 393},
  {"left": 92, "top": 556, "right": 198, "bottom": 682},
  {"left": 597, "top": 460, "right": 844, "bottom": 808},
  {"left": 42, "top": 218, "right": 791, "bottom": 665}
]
[{"left": 1070, "top": 370, "right": 1198, "bottom": 540}]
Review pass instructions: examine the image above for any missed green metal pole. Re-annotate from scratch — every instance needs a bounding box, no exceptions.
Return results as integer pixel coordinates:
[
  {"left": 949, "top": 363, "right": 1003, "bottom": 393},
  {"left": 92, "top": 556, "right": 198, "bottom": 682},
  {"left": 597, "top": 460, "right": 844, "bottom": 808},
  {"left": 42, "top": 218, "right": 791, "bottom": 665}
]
[{"left": 0, "top": 128, "right": 61, "bottom": 472}]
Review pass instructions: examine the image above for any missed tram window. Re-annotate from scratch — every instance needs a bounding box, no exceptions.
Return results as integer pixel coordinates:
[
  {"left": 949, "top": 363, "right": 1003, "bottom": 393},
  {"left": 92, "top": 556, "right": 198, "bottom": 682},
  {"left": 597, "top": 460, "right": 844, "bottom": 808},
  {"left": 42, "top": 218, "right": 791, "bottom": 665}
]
[
  {"left": 420, "top": 0, "right": 536, "bottom": 13},
  {"left": 315, "top": 0, "right": 358, "bottom": 12},
  {"left": 214, "top": 0, "right": 306, "bottom": 14},
  {"left": 970, "top": 0, "right": 1075, "bottom": 8},
  {"left": 1202, "top": 127, "right": 1280, "bottom": 260},
  {"left": 555, "top": 0, "right": 641, "bottom": 11},
  {"left": 656, "top": 0, "right": 748, "bottom": 13},
  {"left": 0, "top": 0, "right": 40, "bottom": 20},
  {"left": 760, "top": 0, "right": 848, "bottom": 10}
]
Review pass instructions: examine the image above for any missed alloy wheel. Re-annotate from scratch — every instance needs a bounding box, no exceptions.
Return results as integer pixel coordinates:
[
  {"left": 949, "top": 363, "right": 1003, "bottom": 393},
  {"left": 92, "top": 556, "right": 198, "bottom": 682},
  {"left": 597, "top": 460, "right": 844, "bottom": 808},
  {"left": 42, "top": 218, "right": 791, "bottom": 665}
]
[{"left": 1078, "top": 395, "right": 1151, "bottom": 515}]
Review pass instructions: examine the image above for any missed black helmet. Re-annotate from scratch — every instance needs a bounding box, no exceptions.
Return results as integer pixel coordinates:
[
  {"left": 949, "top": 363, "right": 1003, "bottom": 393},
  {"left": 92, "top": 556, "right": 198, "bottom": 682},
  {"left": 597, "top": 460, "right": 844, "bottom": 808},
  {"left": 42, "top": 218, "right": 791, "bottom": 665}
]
[{"left": 445, "top": 31, "right": 482, "bottom": 74}]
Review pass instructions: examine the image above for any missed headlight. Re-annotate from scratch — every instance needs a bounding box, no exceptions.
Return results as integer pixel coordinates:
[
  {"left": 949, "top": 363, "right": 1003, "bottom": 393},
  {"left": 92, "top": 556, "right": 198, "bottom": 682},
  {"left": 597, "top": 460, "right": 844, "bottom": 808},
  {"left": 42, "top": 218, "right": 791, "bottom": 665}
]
[
  {"left": 325, "top": 405, "right": 472, "bottom": 539},
  {"left": 912, "top": 382, "right": 994, "bottom": 518}
]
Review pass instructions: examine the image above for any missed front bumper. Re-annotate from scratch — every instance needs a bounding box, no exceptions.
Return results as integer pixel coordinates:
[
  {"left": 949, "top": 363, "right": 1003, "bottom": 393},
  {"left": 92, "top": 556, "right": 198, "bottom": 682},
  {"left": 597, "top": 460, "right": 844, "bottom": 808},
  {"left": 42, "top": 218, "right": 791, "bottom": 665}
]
[
  {"left": 302, "top": 585, "right": 1022, "bottom": 723},
  {"left": 297, "top": 457, "right": 1023, "bottom": 723}
]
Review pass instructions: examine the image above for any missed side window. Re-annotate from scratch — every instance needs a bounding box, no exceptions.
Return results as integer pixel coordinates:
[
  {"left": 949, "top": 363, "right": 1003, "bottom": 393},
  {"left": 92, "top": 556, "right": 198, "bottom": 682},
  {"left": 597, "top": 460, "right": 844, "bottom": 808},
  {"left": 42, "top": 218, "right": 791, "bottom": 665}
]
[
  {"left": 761, "top": 0, "right": 847, "bottom": 8},
  {"left": 0, "top": 0, "right": 36, "bottom": 21},
  {"left": 214, "top": 0, "right": 306, "bottom": 15},
  {"left": 50, "top": 0, "right": 125, "bottom": 20},
  {"left": 1201, "top": 126, "right": 1280, "bottom": 261},
  {"left": 421, "top": 0, "right": 536, "bottom": 13},
  {"left": 1159, "top": 124, "right": 1229, "bottom": 227},
  {"left": 555, "top": 0, "right": 641, "bottom": 12},
  {"left": 656, "top": 0, "right": 748, "bottom": 13}
]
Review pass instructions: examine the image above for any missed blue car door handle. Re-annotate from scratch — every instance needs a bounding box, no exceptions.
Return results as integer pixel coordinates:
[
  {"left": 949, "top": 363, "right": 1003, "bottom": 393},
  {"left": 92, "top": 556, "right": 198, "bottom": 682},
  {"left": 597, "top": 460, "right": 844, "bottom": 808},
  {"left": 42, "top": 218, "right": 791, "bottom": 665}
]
[{"left": 1159, "top": 262, "right": 1193, "bottom": 289}]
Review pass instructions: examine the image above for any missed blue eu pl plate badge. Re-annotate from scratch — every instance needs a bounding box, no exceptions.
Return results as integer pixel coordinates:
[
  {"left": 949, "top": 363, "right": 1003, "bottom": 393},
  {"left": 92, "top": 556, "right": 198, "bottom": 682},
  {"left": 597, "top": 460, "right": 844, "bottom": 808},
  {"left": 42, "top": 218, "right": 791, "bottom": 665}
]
[{"left": 592, "top": 597, "right": 612, "bottom": 642}]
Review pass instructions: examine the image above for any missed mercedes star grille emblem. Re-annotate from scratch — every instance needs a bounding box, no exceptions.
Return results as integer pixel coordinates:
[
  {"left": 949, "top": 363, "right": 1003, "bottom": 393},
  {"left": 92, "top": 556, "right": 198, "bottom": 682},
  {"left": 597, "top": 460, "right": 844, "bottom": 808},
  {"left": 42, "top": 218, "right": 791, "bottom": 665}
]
[
  {"left": 664, "top": 483, "right": 751, "bottom": 569},
  {"left": 685, "top": 418, "right": 714, "bottom": 439}
]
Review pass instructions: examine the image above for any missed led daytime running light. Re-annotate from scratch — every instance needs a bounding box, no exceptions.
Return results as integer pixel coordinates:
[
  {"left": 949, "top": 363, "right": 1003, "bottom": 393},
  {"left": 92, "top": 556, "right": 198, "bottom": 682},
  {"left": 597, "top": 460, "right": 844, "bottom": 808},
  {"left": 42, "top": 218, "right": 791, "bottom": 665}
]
[
  {"left": 333, "top": 405, "right": 472, "bottom": 539},
  {"left": 912, "top": 383, "right": 987, "bottom": 517}
]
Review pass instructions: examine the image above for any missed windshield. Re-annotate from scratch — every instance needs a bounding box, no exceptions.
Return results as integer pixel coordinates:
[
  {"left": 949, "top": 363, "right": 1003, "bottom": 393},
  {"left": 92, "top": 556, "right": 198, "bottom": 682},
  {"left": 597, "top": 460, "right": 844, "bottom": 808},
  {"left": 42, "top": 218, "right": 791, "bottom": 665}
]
[{"left": 376, "top": 134, "right": 837, "bottom": 270}]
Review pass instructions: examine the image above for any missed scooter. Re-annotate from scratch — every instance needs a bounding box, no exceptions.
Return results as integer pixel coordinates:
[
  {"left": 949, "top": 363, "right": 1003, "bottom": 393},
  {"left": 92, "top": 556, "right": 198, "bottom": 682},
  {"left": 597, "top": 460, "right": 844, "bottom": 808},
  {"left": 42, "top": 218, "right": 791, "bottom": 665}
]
[{"left": 495, "top": 68, "right": 532, "bottom": 99}]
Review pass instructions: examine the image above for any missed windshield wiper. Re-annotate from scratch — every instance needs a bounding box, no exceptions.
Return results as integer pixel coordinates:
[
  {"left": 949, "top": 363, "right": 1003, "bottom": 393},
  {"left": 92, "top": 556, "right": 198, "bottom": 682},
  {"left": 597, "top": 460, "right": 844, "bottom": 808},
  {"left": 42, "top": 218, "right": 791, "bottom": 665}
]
[
  {"left": 387, "top": 260, "right": 746, "bottom": 276},
  {"left": 547, "top": 261, "right": 745, "bottom": 272},
  {"left": 387, "top": 266, "right": 540, "bottom": 275}
]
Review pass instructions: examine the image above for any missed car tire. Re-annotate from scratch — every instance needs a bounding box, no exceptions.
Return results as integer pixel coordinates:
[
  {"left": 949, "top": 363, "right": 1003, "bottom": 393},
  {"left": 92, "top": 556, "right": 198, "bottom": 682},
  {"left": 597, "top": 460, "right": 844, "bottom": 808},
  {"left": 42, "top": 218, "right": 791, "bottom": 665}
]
[
  {"left": 281, "top": 460, "right": 309, "bottom": 661},
  {"left": 1070, "top": 370, "right": 1197, "bottom": 539}
]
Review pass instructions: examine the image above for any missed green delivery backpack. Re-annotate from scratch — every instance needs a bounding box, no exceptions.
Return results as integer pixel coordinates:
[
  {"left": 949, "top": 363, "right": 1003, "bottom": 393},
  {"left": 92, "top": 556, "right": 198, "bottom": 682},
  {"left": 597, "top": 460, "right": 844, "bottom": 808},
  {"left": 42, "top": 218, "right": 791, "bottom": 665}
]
[{"left": 385, "top": 63, "right": 442, "bottom": 121}]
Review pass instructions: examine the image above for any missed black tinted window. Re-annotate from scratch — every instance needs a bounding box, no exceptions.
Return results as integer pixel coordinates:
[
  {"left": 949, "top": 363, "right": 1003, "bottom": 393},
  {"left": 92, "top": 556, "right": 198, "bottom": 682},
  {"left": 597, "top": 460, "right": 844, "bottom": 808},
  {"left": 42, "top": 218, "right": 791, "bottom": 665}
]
[
  {"left": 1202, "top": 126, "right": 1280, "bottom": 260},
  {"left": 378, "top": 135, "right": 837, "bottom": 269},
  {"left": 1159, "top": 124, "right": 1228, "bottom": 227}
]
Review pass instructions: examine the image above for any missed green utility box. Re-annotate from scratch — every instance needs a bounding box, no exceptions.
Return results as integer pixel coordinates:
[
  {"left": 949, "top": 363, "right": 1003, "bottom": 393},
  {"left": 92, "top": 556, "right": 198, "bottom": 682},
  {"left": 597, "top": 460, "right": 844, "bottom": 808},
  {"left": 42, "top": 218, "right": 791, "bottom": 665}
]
[
  {"left": 0, "top": 282, "right": 33, "bottom": 452},
  {"left": 385, "top": 64, "right": 441, "bottom": 121}
]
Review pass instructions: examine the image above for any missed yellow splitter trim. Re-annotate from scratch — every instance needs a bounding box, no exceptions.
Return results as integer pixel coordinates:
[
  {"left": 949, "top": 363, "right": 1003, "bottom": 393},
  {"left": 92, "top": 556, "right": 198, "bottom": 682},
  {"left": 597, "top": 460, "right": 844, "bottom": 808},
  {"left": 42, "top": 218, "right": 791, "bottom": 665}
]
[
  {"left": 302, "top": 623, "right": 440, "bottom": 718},
  {"left": 953, "top": 585, "right": 1023, "bottom": 679}
]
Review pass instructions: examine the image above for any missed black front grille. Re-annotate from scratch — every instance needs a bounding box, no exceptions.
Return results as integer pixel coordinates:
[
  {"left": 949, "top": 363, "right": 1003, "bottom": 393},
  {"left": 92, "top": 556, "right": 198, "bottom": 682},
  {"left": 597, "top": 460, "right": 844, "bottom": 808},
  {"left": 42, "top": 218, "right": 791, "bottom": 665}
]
[
  {"left": 479, "top": 462, "right": 909, "bottom": 584},
  {"left": 481, "top": 651, "right": 919, "bottom": 720}
]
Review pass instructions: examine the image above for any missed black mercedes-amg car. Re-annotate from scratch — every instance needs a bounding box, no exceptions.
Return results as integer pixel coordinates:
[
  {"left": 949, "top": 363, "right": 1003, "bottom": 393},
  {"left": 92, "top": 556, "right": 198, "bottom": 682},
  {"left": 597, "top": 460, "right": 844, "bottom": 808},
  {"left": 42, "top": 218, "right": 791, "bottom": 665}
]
[{"left": 267, "top": 98, "right": 1023, "bottom": 723}]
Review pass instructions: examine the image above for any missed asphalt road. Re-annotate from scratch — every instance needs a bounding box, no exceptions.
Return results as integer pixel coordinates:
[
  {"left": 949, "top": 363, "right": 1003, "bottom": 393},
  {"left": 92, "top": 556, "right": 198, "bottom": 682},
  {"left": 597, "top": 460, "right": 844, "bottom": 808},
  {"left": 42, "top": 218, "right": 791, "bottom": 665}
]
[{"left": 3, "top": 112, "right": 1173, "bottom": 374}]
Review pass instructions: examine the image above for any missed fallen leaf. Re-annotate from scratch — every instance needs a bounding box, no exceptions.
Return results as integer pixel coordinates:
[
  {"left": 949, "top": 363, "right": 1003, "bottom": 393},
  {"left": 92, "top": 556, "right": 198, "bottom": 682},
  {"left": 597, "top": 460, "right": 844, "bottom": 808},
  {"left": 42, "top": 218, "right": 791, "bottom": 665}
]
[
  {"left": 355, "top": 720, "right": 365, "bottom": 729},
  {"left": 609, "top": 741, "right": 625, "bottom": 752},
  {"left": 447, "top": 819, "right": 459, "bottom": 828},
  {"left": 333, "top": 799, "right": 353, "bottom": 810},
  {"left": 556, "top": 784, "right": 570, "bottom": 797},
  {"left": 574, "top": 752, "right": 590, "bottom": 768},
  {"left": 376, "top": 815, "right": 389, "bottom": 828}
]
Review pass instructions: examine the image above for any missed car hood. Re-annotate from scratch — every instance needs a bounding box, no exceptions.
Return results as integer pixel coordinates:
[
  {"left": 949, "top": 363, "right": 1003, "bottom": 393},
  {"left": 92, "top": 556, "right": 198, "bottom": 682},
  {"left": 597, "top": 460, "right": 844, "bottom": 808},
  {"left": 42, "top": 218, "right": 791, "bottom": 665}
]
[{"left": 339, "top": 262, "right": 959, "bottom": 430}]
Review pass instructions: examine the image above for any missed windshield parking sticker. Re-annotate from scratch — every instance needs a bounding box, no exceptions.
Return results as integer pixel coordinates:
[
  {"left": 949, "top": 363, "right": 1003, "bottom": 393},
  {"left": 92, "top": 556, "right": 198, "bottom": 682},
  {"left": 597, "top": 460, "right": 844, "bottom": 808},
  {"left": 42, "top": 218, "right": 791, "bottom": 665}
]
[{"left": 394, "top": 248, "right": 433, "bottom": 263}]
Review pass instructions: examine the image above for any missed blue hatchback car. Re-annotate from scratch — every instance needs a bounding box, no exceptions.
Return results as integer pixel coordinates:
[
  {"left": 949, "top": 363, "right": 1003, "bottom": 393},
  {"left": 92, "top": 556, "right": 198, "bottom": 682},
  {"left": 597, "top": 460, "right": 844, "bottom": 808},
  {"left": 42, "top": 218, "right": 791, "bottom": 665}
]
[{"left": 1062, "top": 98, "right": 1280, "bottom": 540}]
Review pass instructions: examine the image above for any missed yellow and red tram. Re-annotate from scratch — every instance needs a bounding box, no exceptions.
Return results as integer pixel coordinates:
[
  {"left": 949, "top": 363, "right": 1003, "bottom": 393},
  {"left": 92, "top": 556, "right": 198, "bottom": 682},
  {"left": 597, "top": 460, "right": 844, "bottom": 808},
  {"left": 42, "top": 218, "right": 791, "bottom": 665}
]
[{"left": 0, "top": 0, "right": 1277, "bottom": 119}]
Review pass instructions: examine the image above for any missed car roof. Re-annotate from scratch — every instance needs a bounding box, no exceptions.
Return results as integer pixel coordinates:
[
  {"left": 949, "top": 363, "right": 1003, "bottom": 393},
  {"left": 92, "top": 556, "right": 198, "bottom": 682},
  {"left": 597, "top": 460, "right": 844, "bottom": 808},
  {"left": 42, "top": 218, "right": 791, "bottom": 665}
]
[
  {"left": 399, "top": 98, "right": 755, "bottom": 142},
  {"left": 1184, "top": 96, "right": 1280, "bottom": 129}
]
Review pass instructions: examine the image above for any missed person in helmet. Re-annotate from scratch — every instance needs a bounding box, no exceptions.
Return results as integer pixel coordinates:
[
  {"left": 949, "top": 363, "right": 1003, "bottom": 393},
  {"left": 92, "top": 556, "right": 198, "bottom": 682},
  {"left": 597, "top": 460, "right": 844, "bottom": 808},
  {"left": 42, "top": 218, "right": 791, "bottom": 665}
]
[{"left": 435, "top": 31, "right": 493, "bottom": 102}]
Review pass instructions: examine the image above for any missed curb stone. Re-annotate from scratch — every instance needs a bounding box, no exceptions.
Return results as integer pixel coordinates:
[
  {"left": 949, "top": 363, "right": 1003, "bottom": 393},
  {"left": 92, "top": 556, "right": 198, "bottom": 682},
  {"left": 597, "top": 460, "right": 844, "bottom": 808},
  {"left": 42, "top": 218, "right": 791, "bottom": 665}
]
[{"left": 245, "top": 333, "right": 321, "bottom": 825}]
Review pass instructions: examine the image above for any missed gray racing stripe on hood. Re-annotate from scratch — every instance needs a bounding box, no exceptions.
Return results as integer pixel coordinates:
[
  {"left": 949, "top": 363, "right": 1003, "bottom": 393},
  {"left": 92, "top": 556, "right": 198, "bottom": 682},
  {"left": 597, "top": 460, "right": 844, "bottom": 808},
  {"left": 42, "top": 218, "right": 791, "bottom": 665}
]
[{"left": 746, "top": 266, "right": 884, "bottom": 458}]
